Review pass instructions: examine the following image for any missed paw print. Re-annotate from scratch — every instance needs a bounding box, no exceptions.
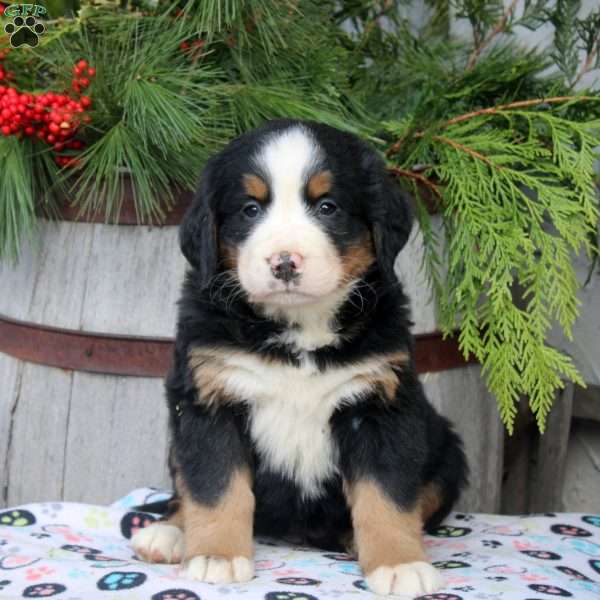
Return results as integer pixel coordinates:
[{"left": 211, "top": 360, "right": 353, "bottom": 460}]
[
  {"left": 25, "top": 566, "right": 55, "bottom": 582},
  {"left": 120, "top": 512, "right": 157, "bottom": 539},
  {"left": 482, "top": 540, "right": 502, "bottom": 548},
  {"left": 550, "top": 524, "right": 592, "bottom": 537},
  {"left": 554, "top": 566, "right": 592, "bottom": 581},
  {"left": 30, "top": 533, "right": 50, "bottom": 540},
  {"left": 96, "top": 571, "right": 147, "bottom": 591},
  {"left": 4, "top": 16, "right": 45, "bottom": 48},
  {"left": 454, "top": 513, "right": 474, "bottom": 522},
  {"left": 84, "top": 508, "right": 113, "bottom": 529},
  {"left": 0, "top": 580, "right": 10, "bottom": 590},
  {"left": 61, "top": 544, "right": 101, "bottom": 555},
  {"left": 276, "top": 577, "right": 321, "bottom": 585},
  {"left": 22, "top": 583, "right": 66, "bottom": 597},
  {"left": 264, "top": 593, "right": 319, "bottom": 600},
  {"left": 0, "top": 509, "right": 36, "bottom": 527},
  {"left": 528, "top": 583, "right": 573, "bottom": 596},
  {"left": 520, "top": 550, "right": 561, "bottom": 560},
  {"left": 151, "top": 590, "right": 201, "bottom": 600},
  {"left": 430, "top": 525, "right": 472, "bottom": 538}
]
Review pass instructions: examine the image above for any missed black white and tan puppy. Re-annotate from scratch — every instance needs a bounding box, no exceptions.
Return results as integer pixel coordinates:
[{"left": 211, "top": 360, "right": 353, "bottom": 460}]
[{"left": 131, "top": 119, "right": 468, "bottom": 596}]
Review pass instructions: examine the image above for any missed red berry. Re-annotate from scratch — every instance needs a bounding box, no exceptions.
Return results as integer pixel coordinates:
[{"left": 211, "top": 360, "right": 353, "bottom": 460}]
[
  {"left": 77, "top": 59, "right": 88, "bottom": 70},
  {"left": 1, "top": 125, "right": 11, "bottom": 136},
  {"left": 80, "top": 96, "right": 91, "bottom": 108},
  {"left": 87, "top": 67, "right": 96, "bottom": 77},
  {"left": 79, "top": 77, "right": 90, "bottom": 88}
]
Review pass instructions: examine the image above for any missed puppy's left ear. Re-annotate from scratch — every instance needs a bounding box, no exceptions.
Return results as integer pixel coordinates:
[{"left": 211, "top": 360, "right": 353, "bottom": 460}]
[
  {"left": 179, "top": 159, "right": 219, "bottom": 288},
  {"left": 366, "top": 157, "right": 414, "bottom": 284}
]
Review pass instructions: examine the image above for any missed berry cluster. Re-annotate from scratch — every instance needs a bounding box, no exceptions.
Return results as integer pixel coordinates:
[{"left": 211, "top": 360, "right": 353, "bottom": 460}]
[{"left": 0, "top": 58, "right": 94, "bottom": 168}]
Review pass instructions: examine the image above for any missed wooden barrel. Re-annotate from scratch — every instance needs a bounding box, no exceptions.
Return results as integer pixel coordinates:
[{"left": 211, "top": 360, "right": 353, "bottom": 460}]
[{"left": 0, "top": 206, "right": 503, "bottom": 511}]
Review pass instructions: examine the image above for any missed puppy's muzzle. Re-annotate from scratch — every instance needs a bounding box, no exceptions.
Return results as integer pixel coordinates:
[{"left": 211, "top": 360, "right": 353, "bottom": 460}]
[{"left": 269, "top": 252, "right": 303, "bottom": 283}]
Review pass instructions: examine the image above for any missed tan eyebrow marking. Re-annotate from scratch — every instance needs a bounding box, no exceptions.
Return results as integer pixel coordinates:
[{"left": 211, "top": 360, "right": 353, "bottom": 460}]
[
  {"left": 307, "top": 170, "right": 333, "bottom": 201},
  {"left": 242, "top": 173, "right": 268, "bottom": 202}
]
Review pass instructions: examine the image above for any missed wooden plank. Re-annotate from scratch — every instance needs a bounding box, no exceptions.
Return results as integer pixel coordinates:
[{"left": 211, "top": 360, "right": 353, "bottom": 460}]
[
  {"left": 572, "top": 384, "right": 600, "bottom": 423},
  {"left": 26, "top": 221, "right": 95, "bottom": 329},
  {"left": 0, "top": 233, "right": 41, "bottom": 321},
  {"left": 500, "top": 399, "right": 534, "bottom": 515},
  {"left": 0, "top": 354, "right": 23, "bottom": 508},
  {"left": 561, "top": 420, "right": 600, "bottom": 512},
  {"left": 421, "top": 365, "right": 504, "bottom": 513},
  {"left": 529, "top": 382, "right": 574, "bottom": 513},
  {"left": 5, "top": 363, "right": 72, "bottom": 506},
  {"left": 80, "top": 224, "right": 185, "bottom": 337},
  {"left": 63, "top": 373, "right": 170, "bottom": 504}
]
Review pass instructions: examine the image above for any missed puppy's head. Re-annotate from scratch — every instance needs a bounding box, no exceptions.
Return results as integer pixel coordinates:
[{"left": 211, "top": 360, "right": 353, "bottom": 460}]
[{"left": 180, "top": 120, "right": 412, "bottom": 307}]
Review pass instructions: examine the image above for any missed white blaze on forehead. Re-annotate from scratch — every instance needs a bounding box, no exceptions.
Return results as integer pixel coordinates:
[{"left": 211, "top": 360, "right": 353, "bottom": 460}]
[{"left": 257, "top": 126, "right": 322, "bottom": 205}]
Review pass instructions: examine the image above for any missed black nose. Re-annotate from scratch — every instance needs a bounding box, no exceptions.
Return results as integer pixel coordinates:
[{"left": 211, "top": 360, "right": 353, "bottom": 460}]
[{"left": 271, "top": 252, "right": 299, "bottom": 283}]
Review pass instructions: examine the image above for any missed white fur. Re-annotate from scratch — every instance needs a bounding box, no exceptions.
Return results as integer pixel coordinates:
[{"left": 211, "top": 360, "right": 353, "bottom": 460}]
[
  {"left": 212, "top": 350, "right": 393, "bottom": 498},
  {"left": 237, "top": 126, "right": 343, "bottom": 305},
  {"left": 131, "top": 523, "right": 184, "bottom": 564},
  {"left": 263, "top": 284, "right": 353, "bottom": 351},
  {"left": 183, "top": 555, "right": 254, "bottom": 583},
  {"left": 366, "top": 561, "right": 444, "bottom": 596}
]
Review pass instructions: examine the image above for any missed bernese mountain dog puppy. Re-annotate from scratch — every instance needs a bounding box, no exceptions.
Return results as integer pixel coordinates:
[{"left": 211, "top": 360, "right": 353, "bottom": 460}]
[{"left": 131, "top": 119, "right": 468, "bottom": 596}]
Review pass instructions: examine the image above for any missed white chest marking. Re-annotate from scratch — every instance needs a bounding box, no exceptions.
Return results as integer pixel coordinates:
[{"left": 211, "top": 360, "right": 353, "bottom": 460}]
[{"left": 214, "top": 352, "right": 389, "bottom": 498}]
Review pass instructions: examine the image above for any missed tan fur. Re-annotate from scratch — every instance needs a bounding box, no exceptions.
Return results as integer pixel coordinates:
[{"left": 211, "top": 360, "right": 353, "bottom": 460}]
[
  {"left": 219, "top": 241, "right": 238, "bottom": 270},
  {"left": 356, "top": 350, "right": 408, "bottom": 402},
  {"left": 307, "top": 170, "right": 333, "bottom": 200},
  {"left": 243, "top": 173, "right": 268, "bottom": 202},
  {"left": 419, "top": 481, "right": 443, "bottom": 523},
  {"left": 341, "top": 237, "right": 375, "bottom": 280},
  {"left": 181, "top": 470, "right": 255, "bottom": 561},
  {"left": 346, "top": 480, "right": 426, "bottom": 575},
  {"left": 188, "top": 348, "right": 235, "bottom": 407}
]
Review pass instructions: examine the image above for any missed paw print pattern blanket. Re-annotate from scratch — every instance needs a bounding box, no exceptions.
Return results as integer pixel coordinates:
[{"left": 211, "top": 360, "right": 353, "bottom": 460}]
[{"left": 0, "top": 488, "right": 599, "bottom": 599}]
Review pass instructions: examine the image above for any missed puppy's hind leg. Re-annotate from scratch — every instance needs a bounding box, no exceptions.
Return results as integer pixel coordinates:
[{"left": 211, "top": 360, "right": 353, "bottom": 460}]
[{"left": 131, "top": 495, "right": 185, "bottom": 564}]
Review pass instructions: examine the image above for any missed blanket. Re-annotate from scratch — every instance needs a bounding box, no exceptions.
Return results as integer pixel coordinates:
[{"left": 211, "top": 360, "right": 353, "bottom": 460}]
[{"left": 0, "top": 488, "right": 599, "bottom": 599}]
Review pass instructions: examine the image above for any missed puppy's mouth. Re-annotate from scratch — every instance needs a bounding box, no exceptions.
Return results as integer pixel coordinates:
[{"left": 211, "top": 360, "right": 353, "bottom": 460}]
[{"left": 250, "top": 289, "right": 320, "bottom": 306}]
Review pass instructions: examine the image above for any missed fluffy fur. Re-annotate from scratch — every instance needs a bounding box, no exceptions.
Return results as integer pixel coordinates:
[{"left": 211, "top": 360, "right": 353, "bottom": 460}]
[{"left": 131, "top": 120, "right": 468, "bottom": 596}]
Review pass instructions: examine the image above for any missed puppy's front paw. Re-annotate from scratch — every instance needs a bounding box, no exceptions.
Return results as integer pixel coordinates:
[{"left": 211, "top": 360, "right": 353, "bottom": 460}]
[
  {"left": 366, "top": 561, "right": 443, "bottom": 596},
  {"left": 183, "top": 555, "right": 254, "bottom": 583},
  {"left": 131, "top": 522, "right": 184, "bottom": 564}
]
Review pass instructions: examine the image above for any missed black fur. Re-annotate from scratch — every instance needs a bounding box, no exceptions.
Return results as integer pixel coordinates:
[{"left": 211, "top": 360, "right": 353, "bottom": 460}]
[{"left": 166, "top": 119, "right": 468, "bottom": 551}]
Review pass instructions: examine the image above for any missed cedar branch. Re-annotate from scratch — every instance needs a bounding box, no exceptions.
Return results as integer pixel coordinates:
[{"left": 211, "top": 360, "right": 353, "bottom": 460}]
[
  {"left": 386, "top": 96, "right": 595, "bottom": 158},
  {"left": 388, "top": 166, "right": 442, "bottom": 200},
  {"left": 466, "top": 0, "right": 518, "bottom": 70}
]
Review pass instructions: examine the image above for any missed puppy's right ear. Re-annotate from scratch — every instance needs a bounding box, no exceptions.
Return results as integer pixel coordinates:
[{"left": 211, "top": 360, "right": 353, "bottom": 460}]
[{"left": 179, "top": 159, "right": 218, "bottom": 288}]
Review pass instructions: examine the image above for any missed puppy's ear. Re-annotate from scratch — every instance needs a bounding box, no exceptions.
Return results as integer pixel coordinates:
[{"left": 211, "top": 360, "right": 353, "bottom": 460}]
[
  {"left": 365, "top": 154, "right": 414, "bottom": 284},
  {"left": 179, "top": 160, "right": 219, "bottom": 287}
]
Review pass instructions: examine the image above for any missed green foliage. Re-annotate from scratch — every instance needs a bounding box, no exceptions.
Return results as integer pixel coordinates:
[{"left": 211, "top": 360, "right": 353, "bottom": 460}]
[
  {"left": 385, "top": 102, "right": 598, "bottom": 432},
  {"left": 0, "top": 138, "right": 61, "bottom": 259}
]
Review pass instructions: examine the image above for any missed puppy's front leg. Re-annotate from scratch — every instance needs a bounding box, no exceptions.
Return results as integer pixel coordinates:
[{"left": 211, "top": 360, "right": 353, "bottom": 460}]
[
  {"left": 177, "top": 403, "right": 255, "bottom": 583},
  {"left": 180, "top": 468, "right": 255, "bottom": 583}
]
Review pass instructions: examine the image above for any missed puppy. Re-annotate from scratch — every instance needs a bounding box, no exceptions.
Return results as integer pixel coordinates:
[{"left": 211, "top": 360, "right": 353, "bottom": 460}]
[{"left": 131, "top": 120, "right": 468, "bottom": 596}]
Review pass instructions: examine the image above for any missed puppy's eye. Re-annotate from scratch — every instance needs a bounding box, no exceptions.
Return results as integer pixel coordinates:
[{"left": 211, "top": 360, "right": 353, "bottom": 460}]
[
  {"left": 242, "top": 201, "right": 262, "bottom": 218},
  {"left": 317, "top": 199, "right": 338, "bottom": 216}
]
